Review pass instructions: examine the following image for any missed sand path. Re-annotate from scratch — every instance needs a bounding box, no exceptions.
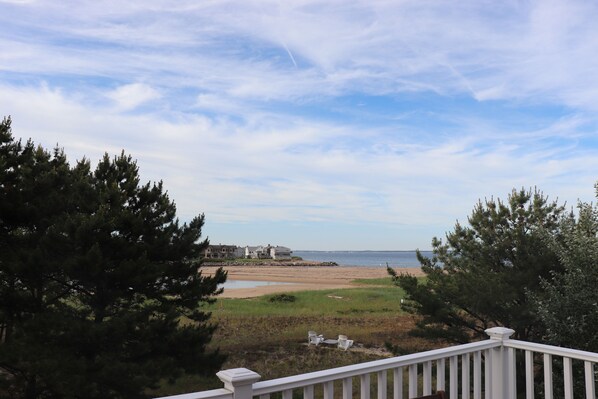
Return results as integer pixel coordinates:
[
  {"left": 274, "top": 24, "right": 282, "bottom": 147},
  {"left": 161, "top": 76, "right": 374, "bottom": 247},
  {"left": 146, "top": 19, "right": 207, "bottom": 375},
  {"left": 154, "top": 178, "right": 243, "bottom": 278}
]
[{"left": 202, "top": 265, "right": 423, "bottom": 298}]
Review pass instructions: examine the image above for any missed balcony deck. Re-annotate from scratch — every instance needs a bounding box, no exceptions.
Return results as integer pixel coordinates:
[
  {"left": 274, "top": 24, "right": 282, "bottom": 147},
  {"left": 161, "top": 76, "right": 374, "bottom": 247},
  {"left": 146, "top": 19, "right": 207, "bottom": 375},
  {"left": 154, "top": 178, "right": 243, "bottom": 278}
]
[{"left": 156, "top": 327, "right": 598, "bottom": 399}]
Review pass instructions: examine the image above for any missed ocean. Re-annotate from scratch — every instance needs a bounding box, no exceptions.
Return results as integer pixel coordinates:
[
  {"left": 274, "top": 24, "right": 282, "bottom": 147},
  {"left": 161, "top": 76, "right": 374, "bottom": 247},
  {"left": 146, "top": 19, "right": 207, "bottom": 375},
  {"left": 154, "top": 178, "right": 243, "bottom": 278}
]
[{"left": 293, "top": 250, "right": 432, "bottom": 268}]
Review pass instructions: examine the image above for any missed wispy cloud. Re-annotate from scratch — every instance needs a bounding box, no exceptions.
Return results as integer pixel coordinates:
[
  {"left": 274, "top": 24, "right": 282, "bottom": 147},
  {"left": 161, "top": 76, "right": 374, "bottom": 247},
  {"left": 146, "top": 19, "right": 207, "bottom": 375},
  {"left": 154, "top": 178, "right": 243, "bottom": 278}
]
[
  {"left": 1, "top": 0, "right": 597, "bottom": 249},
  {"left": 106, "top": 83, "right": 160, "bottom": 111}
]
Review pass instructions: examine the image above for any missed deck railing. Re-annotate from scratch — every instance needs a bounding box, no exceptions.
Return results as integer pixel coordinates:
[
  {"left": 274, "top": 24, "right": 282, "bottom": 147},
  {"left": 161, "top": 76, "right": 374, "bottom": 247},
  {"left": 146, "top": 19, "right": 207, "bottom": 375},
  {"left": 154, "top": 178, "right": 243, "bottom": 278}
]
[{"left": 156, "top": 327, "right": 598, "bottom": 399}]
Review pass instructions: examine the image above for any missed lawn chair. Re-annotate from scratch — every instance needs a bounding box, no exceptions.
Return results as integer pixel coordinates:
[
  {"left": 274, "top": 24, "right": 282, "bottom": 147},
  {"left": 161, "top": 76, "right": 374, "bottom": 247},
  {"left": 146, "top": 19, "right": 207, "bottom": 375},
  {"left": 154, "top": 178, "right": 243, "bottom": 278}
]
[
  {"left": 337, "top": 334, "right": 354, "bottom": 351},
  {"left": 308, "top": 331, "right": 324, "bottom": 346}
]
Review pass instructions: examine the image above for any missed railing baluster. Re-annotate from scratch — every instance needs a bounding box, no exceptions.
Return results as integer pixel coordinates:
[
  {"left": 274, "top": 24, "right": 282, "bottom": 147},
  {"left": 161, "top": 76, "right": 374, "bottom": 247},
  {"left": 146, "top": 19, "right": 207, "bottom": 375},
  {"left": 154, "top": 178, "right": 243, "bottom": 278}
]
[
  {"left": 462, "top": 353, "right": 470, "bottom": 399},
  {"left": 408, "top": 364, "right": 417, "bottom": 398},
  {"left": 378, "top": 371, "right": 387, "bottom": 399},
  {"left": 473, "top": 350, "right": 481, "bottom": 399},
  {"left": 484, "top": 349, "right": 492, "bottom": 399},
  {"left": 423, "top": 361, "right": 432, "bottom": 395},
  {"left": 361, "top": 373, "right": 371, "bottom": 399},
  {"left": 343, "top": 377, "right": 353, "bottom": 399},
  {"left": 484, "top": 349, "right": 491, "bottom": 399},
  {"left": 282, "top": 389, "right": 292, "bottom": 399},
  {"left": 322, "top": 381, "right": 334, "bottom": 399},
  {"left": 507, "top": 347, "right": 516, "bottom": 398},
  {"left": 303, "top": 385, "right": 314, "bottom": 399},
  {"left": 393, "top": 367, "right": 403, "bottom": 399},
  {"left": 563, "top": 357, "right": 573, "bottom": 399},
  {"left": 544, "top": 353, "right": 553, "bottom": 399},
  {"left": 584, "top": 361, "right": 595, "bottom": 399},
  {"left": 437, "top": 358, "right": 446, "bottom": 392},
  {"left": 525, "top": 350, "right": 534, "bottom": 399},
  {"left": 323, "top": 381, "right": 334, "bottom": 399},
  {"left": 449, "top": 355, "right": 458, "bottom": 399}
]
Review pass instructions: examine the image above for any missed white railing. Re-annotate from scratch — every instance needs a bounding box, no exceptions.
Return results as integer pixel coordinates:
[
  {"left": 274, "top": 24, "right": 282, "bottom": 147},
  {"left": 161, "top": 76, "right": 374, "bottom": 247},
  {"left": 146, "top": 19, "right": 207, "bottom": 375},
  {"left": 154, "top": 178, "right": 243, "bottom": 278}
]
[
  {"left": 504, "top": 339, "right": 598, "bottom": 399},
  {"left": 156, "top": 327, "right": 598, "bottom": 399}
]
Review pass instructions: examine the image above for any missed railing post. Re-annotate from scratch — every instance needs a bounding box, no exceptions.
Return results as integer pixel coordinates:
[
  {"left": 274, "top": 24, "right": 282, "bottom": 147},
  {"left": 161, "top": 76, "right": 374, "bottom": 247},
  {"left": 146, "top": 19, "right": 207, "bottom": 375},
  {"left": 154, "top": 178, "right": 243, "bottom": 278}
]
[
  {"left": 485, "top": 327, "right": 515, "bottom": 399},
  {"left": 217, "top": 368, "right": 261, "bottom": 399}
]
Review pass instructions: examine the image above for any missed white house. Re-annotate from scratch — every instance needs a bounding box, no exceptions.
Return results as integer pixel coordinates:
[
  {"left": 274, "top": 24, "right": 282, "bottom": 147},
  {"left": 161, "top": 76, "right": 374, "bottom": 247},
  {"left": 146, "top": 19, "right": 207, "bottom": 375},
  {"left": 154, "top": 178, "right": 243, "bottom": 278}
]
[
  {"left": 270, "top": 246, "right": 292, "bottom": 260},
  {"left": 245, "top": 246, "right": 270, "bottom": 259},
  {"left": 244, "top": 245, "right": 292, "bottom": 259}
]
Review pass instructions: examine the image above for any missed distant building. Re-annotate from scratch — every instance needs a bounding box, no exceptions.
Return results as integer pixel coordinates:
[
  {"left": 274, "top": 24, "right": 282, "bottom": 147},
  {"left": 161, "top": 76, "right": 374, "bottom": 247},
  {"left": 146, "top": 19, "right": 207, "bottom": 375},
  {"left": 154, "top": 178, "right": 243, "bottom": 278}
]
[
  {"left": 204, "top": 244, "right": 292, "bottom": 260},
  {"left": 245, "top": 244, "right": 293, "bottom": 259},
  {"left": 245, "top": 245, "right": 270, "bottom": 259},
  {"left": 234, "top": 246, "right": 245, "bottom": 258},
  {"left": 203, "top": 244, "right": 239, "bottom": 259},
  {"left": 270, "top": 246, "right": 292, "bottom": 259}
]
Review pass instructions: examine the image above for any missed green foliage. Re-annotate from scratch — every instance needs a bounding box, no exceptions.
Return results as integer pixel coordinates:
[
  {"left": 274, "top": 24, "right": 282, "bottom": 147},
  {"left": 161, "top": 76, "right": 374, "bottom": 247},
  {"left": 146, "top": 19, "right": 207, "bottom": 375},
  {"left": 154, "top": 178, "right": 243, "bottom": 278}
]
[
  {"left": 389, "top": 188, "right": 566, "bottom": 343},
  {"left": 0, "top": 117, "right": 227, "bottom": 398},
  {"left": 268, "top": 294, "right": 296, "bottom": 303},
  {"left": 533, "top": 185, "right": 598, "bottom": 351},
  {"left": 526, "top": 188, "right": 598, "bottom": 399}
]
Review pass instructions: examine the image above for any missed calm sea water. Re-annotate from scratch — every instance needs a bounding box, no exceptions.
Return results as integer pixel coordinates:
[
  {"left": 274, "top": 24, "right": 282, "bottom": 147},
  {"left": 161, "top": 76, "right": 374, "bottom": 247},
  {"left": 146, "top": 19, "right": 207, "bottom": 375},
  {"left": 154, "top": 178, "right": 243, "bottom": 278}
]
[{"left": 293, "top": 250, "right": 431, "bottom": 268}]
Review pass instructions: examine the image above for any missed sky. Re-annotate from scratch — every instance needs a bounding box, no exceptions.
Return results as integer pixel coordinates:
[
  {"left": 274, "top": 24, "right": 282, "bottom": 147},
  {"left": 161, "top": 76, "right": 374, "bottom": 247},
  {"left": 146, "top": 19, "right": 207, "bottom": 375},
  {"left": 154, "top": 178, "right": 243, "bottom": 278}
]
[{"left": 1, "top": 0, "right": 598, "bottom": 250}]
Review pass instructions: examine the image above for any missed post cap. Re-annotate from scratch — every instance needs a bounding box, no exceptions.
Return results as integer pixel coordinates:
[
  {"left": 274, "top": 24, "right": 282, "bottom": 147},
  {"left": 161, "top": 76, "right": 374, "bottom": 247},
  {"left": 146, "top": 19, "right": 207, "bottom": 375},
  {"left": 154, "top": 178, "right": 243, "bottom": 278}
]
[
  {"left": 485, "top": 327, "right": 515, "bottom": 340},
  {"left": 217, "top": 368, "right": 261, "bottom": 390}
]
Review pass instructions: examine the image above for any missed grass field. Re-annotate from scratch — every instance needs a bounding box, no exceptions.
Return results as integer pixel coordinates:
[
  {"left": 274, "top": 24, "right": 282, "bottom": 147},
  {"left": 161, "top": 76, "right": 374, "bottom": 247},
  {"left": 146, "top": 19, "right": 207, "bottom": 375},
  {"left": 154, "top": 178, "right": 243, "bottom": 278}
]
[
  {"left": 208, "top": 285, "right": 404, "bottom": 316},
  {"left": 151, "top": 278, "right": 440, "bottom": 397}
]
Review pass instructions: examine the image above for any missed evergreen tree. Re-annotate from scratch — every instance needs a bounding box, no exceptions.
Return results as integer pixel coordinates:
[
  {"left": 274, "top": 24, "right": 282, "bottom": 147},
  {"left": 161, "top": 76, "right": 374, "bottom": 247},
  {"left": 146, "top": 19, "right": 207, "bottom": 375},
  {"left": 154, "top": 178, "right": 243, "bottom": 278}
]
[
  {"left": 0, "top": 117, "right": 227, "bottom": 398},
  {"left": 533, "top": 184, "right": 598, "bottom": 351},
  {"left": 0, "top": 116, "right": 77, "bottom": 397},
  {"left": 525, "top": 185, "right": 598, "bottom": 399},
  {"left": 389, "top": 188, "right": 565, "bottom": 343}
]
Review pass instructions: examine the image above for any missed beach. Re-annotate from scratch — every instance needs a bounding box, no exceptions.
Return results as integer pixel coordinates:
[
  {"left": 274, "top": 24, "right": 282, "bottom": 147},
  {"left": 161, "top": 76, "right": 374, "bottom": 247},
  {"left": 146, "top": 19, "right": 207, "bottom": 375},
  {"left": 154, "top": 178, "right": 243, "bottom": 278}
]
[{"left": 202, "top": 265, "right": 424, "bottom": 298}]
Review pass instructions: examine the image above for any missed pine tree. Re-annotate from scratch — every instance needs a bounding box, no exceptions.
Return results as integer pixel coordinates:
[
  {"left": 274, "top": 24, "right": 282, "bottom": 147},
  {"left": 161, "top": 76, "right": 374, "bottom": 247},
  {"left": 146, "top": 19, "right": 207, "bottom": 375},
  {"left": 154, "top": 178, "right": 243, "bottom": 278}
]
[
  {"left": 0, "top": 118, "right": 227, "bottom": 398},
  {"left": 0, "top": 116, "right": 78, "bottom": 397},
  {"left": 389, "top": 188, "right": 566, "bottom": 344},
  {"left": 533, "top": 184, "right": 598, "bottom": 351},
  {"left": 525, "top": 186, "right": 598, "bottom": 399}
]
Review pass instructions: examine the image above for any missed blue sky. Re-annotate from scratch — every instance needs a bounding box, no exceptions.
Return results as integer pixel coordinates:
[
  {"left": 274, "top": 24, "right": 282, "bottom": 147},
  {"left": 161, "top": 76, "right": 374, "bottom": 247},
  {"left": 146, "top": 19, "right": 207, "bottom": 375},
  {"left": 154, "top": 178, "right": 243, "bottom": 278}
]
[{"left": 1, "top": 0, "right": 598, "bottom": 250}]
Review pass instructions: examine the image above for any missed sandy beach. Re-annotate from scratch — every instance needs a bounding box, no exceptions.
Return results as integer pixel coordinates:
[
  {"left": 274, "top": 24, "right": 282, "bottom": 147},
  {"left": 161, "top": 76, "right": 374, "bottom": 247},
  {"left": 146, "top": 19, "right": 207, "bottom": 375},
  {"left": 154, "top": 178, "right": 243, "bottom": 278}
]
[{"left": 202, "top": 265, "right": 423, "bottom": 298}]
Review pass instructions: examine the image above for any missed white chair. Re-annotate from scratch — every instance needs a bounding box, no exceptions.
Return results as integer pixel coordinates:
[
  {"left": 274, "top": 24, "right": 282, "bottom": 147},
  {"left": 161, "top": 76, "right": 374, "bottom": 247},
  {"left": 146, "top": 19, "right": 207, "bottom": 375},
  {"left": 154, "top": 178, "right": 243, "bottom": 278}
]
[
  {"left": 308, "top": 331, "right": 324, "bottom": 346},
  {"left": 337, "top": 334, "right": 353, "bottom": 351}
]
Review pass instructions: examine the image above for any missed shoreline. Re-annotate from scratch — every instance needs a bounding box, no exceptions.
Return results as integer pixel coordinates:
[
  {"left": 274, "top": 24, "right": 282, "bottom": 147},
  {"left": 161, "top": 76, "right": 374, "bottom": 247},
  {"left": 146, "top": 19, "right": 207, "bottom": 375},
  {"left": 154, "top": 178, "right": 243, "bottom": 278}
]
[
  {"left": 202, "top": 260, "right": 339, "bottom": 267},
  {"left": 202, "top": 265, "right": 423, "bottom": 298}
]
